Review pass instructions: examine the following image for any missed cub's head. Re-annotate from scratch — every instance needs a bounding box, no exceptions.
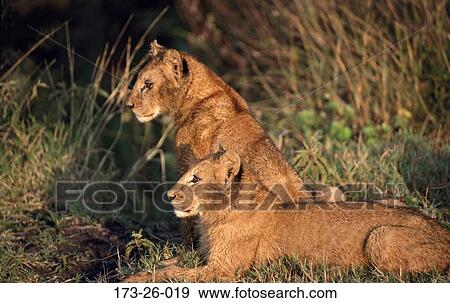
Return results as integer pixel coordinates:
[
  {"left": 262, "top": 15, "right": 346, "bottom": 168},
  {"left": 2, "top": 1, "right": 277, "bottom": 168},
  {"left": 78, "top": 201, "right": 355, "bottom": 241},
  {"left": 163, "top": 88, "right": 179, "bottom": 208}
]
[
  {"left": 167, "top": 149, "right": 241, "bottom": 218},
  {"left": 127, "top": 40, "right": 189, "bottom": 123}
]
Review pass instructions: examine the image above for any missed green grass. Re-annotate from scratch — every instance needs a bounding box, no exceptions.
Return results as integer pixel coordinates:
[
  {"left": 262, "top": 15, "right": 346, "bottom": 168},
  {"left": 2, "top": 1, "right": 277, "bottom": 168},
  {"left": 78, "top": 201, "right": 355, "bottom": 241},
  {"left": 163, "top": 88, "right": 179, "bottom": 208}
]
[
  {"left": 1, "top": 0, "right": 449, "bottom": 282},
  {"left": 0, "top": 59, "right": 123, "bottom": 282},
  {"left": 112, "top": 237, "right": 450, "bottom": 283}
]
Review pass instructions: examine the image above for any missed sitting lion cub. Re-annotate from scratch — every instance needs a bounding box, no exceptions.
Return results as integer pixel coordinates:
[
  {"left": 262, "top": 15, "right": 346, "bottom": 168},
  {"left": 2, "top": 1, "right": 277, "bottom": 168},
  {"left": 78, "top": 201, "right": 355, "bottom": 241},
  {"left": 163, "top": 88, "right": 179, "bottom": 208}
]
[{"left": 126, "top": 150, "right": 450, "bottom": 282}]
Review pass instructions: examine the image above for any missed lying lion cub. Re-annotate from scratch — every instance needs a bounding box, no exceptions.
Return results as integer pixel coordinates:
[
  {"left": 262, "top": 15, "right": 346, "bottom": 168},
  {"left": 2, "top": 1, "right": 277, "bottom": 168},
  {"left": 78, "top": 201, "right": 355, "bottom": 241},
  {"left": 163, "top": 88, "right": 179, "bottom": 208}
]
[{"left": 126, "top": 150, "right": 450, "bottom": 282}]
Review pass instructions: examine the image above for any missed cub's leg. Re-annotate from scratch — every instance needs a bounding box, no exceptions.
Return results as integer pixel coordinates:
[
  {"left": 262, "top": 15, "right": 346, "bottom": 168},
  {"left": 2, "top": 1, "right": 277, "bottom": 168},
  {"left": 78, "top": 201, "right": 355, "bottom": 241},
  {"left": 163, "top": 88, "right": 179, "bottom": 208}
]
[
  {"left": 124, "top": 232, "right": 262, "bottom": 282},
  {"left": 123, "top": 258, "right": 238, "bottom": 282},
  {"left": 365, "top": 225, "right": 450, "bottom": 272},
  {"left": 180, "top": 215, "right": 199, "bottom": 249},
  {"left": 177, "top": 148, "right": 201, "bottom": 249},
  {"left": 152, "top": 232, "right": 263, "bottom": 282},
  {"left": 150, "top": 263, "right": 234, "bottom": 282}
]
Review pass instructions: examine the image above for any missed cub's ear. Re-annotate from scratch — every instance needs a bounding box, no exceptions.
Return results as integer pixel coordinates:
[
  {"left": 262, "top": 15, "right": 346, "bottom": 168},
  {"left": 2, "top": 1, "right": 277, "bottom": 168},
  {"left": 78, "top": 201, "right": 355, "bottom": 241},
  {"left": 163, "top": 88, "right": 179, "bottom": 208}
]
[
  {"left": 150, "top": 40, "right": 165, "bottom": 57},
  {"left": 215, "top": 144, "right": 226, "bottom": 155},
  {"left": 163, "top": 49, "right": 189, "bottom": 84},
  {"left": 220, "top": 150, "right": 241, "bottom": 182}
]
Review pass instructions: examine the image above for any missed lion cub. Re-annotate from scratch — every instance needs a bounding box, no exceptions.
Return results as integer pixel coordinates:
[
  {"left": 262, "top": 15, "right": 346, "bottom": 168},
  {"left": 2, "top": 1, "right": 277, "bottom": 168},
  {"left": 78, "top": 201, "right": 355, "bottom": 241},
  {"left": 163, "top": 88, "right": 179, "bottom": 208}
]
[{"left": 124, "top": 150, "right": 450, "bottom": 282}]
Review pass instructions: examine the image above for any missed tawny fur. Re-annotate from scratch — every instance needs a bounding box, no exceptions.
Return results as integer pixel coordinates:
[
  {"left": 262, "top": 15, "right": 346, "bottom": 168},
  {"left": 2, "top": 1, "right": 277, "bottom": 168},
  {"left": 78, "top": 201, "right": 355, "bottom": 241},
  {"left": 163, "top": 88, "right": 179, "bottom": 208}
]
[
  {"left": 124, "top": 150, "right": 450, "bottom": 282},
  {"left": 127, "top": 41, "right": 327, "bottom": 246}
]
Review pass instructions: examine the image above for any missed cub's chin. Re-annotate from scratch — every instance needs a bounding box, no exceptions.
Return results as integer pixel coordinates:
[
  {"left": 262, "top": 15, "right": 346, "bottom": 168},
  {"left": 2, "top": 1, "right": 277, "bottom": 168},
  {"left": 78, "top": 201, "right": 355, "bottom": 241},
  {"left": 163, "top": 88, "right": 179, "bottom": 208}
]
[
  {"left": 174, "top": 210, "right": 197, "bottom": 218},
  {"left": 135, "top": 112, "right": 160, "bottom": 123}
]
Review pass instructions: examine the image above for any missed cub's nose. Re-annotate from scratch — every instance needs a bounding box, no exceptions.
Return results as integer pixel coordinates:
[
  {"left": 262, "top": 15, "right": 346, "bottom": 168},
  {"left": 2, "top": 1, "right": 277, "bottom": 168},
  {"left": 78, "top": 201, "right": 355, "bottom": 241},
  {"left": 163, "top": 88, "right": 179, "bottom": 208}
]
[
  {"left": 167, "top": 189, "right": 184, "bottom": 202},
  {"left": 126, "top": 98, "right": 134, "bottom": 109}
]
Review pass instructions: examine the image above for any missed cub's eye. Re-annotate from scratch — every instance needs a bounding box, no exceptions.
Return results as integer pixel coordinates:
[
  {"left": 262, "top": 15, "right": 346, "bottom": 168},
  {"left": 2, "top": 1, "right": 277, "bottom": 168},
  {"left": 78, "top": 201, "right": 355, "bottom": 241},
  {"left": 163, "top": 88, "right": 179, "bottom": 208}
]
[
  {"left": 141, "top": 80, "right": 153, "bottom": 93},
  {"left": 190, "top": 175, "right": 201, "bottom": 184}
]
